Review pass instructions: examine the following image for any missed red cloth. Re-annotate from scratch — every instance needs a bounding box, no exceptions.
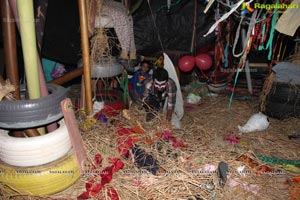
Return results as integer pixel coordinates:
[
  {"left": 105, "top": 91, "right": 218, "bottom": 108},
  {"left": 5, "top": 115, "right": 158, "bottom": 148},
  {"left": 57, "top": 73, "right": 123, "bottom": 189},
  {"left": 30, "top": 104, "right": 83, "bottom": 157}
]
[
  {"left": 162, "top": 131, "right": 186, "bottom": 148},
  {"left": 77, "top": 156, "right": 124, "bottom": 200},
  {"left": 128, "top": 83, "right": 134, "bottom": 90},
  {"left": 117, "top": 128, "right": 135, "bottom": 157}
]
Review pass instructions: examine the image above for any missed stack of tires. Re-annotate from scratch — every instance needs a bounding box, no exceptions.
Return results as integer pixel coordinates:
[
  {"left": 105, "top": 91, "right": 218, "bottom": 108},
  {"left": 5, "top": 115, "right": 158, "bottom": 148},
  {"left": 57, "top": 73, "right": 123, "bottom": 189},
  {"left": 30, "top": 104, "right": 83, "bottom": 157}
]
[
  {"left": 0, "top": 84, "right": 81, "bottom": 196},
  {"left": 262, "top": 81, "right": 300, "bottom": 119}
]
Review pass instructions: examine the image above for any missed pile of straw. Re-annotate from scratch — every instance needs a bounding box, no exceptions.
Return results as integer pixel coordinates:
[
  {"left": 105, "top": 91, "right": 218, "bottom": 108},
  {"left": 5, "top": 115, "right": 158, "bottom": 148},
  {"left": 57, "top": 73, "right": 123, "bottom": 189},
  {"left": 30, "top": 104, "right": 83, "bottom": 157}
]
[{"left": 1, "top": 93, "right": 300, "bottom": 200}]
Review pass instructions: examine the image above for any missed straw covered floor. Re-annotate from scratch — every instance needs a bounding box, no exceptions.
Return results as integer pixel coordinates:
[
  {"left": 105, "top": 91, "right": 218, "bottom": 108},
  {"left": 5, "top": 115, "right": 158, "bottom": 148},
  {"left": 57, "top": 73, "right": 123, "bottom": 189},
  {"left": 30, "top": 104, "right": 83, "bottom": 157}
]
[{"left": 1, "top": 92, "right": 300, "bottom": 200}]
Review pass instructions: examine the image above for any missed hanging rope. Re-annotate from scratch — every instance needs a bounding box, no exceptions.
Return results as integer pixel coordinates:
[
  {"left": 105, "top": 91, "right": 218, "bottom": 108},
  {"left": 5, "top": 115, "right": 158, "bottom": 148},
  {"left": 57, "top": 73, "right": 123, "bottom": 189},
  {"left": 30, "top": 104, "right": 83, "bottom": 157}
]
[
  {"left": 214, "top": 4, "right": 224, "bottom": 72},
  {"left": 258, "top": 0, "right": 279, "bottom": 60},
  {"left": 203, "top": 0, "right": 254, "bottom": 37},
  {"left": 232, "top": 10, "right": 258, "bottom": 58},
  {"left": 223, "top": 21, "right": 231, "bottom": 68},
  {"left": 203, "top": 0, "right": 216, "bottom": 14},
  {"left": 228, "top": 65, "right": 240, "bottom": 113},
  {"left": 228, "top": 10, "right": 257, "bottom": 113},
  {"left": 224, "top": 43, "right": 229, "bottom": 68},
  {"left": 147, "top": 0, "right": 165, "bottom": 53}
]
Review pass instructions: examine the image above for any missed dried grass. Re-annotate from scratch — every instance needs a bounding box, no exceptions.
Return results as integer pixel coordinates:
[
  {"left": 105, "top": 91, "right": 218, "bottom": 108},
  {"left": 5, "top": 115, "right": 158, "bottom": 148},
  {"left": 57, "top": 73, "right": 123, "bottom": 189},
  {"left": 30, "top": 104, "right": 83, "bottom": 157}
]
[
  {"left": 1, "top": 93, "right": 300, "bottom": 200},
  {"left": 87, "top": 0, "right": 121, "bottom": 64}
]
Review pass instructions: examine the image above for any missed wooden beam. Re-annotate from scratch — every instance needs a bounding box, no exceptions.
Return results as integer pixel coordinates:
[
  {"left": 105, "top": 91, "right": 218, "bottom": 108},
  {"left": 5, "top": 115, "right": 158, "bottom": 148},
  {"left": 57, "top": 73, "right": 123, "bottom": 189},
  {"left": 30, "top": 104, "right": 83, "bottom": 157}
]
[
  {"left": 1, "top": 0, "right": 19, "bottom": 99},
  {"left": 78, "top": 0, "right": 93, "bottom": 115}
]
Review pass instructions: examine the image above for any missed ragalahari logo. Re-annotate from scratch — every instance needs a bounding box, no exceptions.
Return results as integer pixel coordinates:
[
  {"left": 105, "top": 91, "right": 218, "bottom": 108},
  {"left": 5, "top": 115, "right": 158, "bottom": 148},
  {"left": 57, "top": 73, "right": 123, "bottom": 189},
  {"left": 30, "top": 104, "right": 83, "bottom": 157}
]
[
  {"left": 241, "top": 2, "right": 299, "bottom": 15},
  {"left": 241, "top": 2, "right": 254, "bottom": 15}
]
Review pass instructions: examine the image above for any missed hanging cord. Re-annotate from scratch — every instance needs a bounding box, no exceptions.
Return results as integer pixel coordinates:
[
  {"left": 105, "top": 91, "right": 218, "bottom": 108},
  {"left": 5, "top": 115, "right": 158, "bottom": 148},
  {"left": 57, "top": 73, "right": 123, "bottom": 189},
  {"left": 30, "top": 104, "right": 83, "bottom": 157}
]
[
  {"left": 191, "top": 0, "right": 198, "bottom": 55},
  {"left": 258, "top": 16, "right": 270, "bottom": 51},
  {"left": 228, "top": 10, "right": 257, "bottom": 114},
  {"left": 281, "top": 38, "right": 287, "bottom": 61},
  {"left": 276, "top": 35, "right": 284, "bottom": 62},
  {"left": 259, "top": 0, "right": 279, "bottom": 60},
  {"left": 223, "top": 21, "right": 231, "bottom": 68},
  {"left": 214, "top": 3, "right": 223, "bottom": 69},
  {"left": 147, "top": 0, "right": 165, "bottom": 53},
  {"left": 203, "top": 0, "right": 254, "bottom": 37},
  {"left": 204, "top": 0, "right": 216, "bottom": 14},
  {"left": 231, "top": 16, "right": 245, "bottom": 57},
  {"left": 269, "top": 32, "right": 280, "bottom": 71},
  {"left": 211, "top": 3, "right": 225, "bottom": 84},
  {"left": 232, "top": 10, "right": 257, "bottom": 58}
]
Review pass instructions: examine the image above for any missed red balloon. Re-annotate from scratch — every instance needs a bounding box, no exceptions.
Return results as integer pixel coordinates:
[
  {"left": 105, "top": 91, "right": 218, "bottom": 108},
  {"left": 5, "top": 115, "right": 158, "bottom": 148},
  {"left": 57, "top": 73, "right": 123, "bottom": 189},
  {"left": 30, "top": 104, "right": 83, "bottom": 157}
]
[
  {"left": 195, "top": 53, "right": 213, "bottom": 71},
  {"left": 178, "top": 56, "right": 195, "bottom": 72}
]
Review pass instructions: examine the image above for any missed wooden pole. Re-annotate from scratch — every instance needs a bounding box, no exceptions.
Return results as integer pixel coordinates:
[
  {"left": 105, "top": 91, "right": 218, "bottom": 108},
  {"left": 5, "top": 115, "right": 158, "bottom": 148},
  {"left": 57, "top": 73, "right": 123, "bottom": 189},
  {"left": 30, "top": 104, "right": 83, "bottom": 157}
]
[
  {"left": 61, "top": 98, "right": 87, "bottom": 174},
  {"left": 1, "top": 0, "right": 40, "bottom": 137},
  {"left": 78, "top": 0, "right": 93, "bottom": 115},
  {"left": 16, "top": 0, "right": 45, "bottom": 134},
  {"left": 49, "top": 67, "right": 83, "bottom": 85},
  {"left": 1, "top": 0, "right": 19, "bottom": 99}
]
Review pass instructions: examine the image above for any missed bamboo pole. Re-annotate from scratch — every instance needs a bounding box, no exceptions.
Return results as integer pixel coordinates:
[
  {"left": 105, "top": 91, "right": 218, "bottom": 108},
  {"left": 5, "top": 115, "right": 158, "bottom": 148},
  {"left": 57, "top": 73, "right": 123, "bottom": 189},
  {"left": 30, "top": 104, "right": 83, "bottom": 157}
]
[
  {"left": 16, "top": 0, "right": 40, "bottom": 99},
  {"left": 78, "top": 0, "right": 93, "bottom": 115},
  {"left": 9, "top": 0, "right": 50, "bottom": 134},
  {"left": 8, "top": 0, "right": 49, "bottom": 98},
  {"left": 16, "top": 0, "right": 45, "bottom": 134},
  {"left": 1, "top": 0, "right": 19, "bottom": 99}
]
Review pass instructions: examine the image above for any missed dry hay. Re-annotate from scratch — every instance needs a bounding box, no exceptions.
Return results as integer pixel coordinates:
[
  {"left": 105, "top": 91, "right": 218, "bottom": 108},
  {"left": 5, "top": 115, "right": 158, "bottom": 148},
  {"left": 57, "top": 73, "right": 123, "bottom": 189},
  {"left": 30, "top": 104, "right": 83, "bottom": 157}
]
[
  {"left": 87, "top": 0, "right": 121, "bottom": 64},
  {"left": 0, "top": 79, "right": 16, "bottom": 101},
  {"left": 1, "top": 94, "right": 300, "bottom": 200}
]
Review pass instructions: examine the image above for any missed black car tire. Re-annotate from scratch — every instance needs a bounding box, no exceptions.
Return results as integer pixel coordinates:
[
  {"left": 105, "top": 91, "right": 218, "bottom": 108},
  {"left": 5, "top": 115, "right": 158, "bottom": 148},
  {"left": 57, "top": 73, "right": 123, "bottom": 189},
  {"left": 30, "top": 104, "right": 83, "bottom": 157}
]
[{"left": 0, "top": 84, "right": 67, "bottom": 129}]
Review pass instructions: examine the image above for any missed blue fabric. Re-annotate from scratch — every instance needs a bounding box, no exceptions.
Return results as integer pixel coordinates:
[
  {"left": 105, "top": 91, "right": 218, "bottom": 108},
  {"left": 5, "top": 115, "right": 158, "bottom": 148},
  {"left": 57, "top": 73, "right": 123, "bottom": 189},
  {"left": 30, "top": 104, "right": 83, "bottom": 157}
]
[
  {"left": 42, "top": 58, "right": 57, "bottom": 82},
  {"left": 131, "top": 69, "right": 150, "bottom": 98}
]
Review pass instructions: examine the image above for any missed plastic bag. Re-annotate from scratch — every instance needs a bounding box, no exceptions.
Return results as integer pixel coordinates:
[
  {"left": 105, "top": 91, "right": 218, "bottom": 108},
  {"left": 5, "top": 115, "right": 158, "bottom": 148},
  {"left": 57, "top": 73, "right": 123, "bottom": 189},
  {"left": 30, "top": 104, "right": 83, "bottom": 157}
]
[{"left": 238, "top": 112, "right": 269, "bottom": 133}]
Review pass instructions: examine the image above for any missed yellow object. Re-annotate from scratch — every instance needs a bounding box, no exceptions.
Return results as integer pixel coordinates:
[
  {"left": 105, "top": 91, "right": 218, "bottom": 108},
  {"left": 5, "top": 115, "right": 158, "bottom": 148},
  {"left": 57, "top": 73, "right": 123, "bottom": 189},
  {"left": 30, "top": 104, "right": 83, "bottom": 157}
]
[
  {"left": 17, "top": 0, "right": 40, "bottom": 99},
  {"left": 280, "top": 164, "right": 300, "bottom": 173},
  {"left": 0, "top": 151, "right": 81, "bottom": 196},
  {"left": 17, "top": 0, "right": 44, "bottom": 134},
  {"left": 122, "top": 109, "right": 131, "bottom": 120},
  {"left": 155, "top": 56, "right": 164, "bottom": 68}
]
